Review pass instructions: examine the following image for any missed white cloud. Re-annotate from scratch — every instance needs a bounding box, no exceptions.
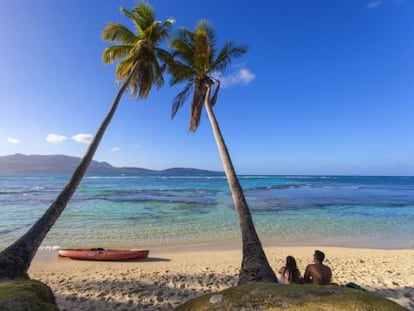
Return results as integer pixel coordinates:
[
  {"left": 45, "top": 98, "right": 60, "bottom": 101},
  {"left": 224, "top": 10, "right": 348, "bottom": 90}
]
[
  {"left": 46, "top": 133, "right": 68, "bottom": 143},
  {"left": 111, "top": 147, "right": 120, "bottom": 152},
  {"left": 71, "top": 133, "right": 93, "bottom": 144},
  {"left": 7, "top": 137, "right": 20, "bottom": 144},
  {"left": 216, "top": 68, "right": 256, "bottom": 88},
  {"left": 366, "top": 1, "right": 382, "bottom": 9}
]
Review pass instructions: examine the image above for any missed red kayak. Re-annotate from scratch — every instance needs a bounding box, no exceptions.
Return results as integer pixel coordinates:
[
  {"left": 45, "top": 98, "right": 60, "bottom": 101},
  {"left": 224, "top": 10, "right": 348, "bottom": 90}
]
[{"left": 58, "top": 248, "right": 149, "bottom": 261}]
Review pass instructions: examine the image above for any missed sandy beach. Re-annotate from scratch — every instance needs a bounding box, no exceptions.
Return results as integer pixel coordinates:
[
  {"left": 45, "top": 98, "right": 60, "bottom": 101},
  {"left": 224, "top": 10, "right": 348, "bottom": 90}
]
[{"left": 27, "top": 240, "right": 414, "bottom": 311}]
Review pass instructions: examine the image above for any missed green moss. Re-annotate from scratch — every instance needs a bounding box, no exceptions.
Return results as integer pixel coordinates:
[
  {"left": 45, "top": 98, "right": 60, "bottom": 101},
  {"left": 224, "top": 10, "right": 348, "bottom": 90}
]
[
  {"left": 0, "top": 279, "right": 58, "bottom": 311},
  {"left": 176, "top": 283, "right": 406, "bottom": 311}
]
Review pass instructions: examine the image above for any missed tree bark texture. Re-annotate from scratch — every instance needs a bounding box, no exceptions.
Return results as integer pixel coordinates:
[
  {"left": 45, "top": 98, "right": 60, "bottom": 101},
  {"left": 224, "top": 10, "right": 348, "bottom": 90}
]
[{"left": 203, "top": 86, "right": 277, "bottom": 285}]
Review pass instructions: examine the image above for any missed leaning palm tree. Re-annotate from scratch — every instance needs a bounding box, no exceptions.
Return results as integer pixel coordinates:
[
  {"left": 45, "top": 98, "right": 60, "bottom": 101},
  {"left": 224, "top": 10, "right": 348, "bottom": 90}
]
[
  {"left": 0, "top": 3, "right": 173, "bottom": 280},
  {"left": 166, "top": 20, "right": 277, "bottom": 285}
]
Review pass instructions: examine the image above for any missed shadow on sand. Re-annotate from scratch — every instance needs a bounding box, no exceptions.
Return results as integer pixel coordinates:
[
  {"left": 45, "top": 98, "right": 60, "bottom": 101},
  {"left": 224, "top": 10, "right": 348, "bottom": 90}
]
[{"left": 52, "top": 271, "right": 231, "bottom": 311}]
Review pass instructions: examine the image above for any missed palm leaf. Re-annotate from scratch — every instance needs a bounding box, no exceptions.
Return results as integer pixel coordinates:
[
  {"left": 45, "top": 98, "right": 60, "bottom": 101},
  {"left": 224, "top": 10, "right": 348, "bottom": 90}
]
[
  {"left": 189, "top": 83, "right": 207, "bottom": 132},
  {"left": 102, "top": 45, "right": 132, "bottom": 64},
  {"left": 138, "top": 59, "right": 155, "bottom": 99},
  {"left": 102, "top": 23, "right": 137, "bottom": 44},
  {"left": 115, "top": 58, "right": 134, "bottom": 83},
  {"left": 168, "top": 61, "right": 194, "bottom": 85},
  {"left": 159, "top": 18, "right": 175, "bottom": 39},
  {"left": 212, "top": 41, "right": 248, "bottom": 73},
  {"left": 210, "top": 79, "right": 220, "bottom": 107},
  {"left": 171, "top": 82, "right": 193, "bottom": 119},
  {"left": 170, "top": 29, "right": 195, "bottom": 65},
  {"left": 194, "top": 29, "right": 211, "bottom": 76},
  {"left": 131, "top": 3, "right": 155, "bottom": 33},
  {"left": 196, "top": 20, "right": 217, "bottom": 62},
  {"left": 120, "top": 6, "right": 146, "bottom": 39},
  {"left": 151, "top": 53, "right": 165, "bottom": 89}
]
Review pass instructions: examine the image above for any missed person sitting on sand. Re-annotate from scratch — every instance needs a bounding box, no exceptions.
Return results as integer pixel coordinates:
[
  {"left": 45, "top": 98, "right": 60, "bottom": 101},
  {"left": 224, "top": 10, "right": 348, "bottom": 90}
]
[
  {"left": 278, "top": 255, "right": 302, "bottom": 284},
  {"left": 304, "top": 250, "right": 332, "bottom": 285}
]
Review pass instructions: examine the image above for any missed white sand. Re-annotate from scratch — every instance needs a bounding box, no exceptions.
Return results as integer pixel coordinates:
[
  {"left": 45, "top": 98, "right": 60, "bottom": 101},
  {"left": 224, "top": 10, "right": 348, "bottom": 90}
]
[{"left": 28, "top": 241, "right": 414, "bottom": 310}]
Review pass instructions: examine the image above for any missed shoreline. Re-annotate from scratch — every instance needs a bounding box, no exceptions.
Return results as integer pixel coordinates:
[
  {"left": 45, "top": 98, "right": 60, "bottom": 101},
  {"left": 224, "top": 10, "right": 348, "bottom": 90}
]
[
  {"left": 33, "top": 235, "right": 414, "bottom": 255},
  {"left": 28, "top": 242, "right": 414, "bottom": 310}
]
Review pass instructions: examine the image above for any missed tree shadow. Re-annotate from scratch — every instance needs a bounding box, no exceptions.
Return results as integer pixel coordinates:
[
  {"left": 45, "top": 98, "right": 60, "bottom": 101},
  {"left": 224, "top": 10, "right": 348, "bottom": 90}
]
[
  {"left": 43, "top": 271, "right": 238, "bottom": 310},
  {"left": 369, "top": 286, "right": 414, "bottom": 310},
  {"left": 51, "top": 281, "right": 414, "bottom": 311}
]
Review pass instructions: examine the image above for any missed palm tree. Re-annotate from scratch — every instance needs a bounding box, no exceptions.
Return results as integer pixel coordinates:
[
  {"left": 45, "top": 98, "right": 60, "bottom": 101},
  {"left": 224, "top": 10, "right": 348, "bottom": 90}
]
[
  {"left": 0, "top": 3, "right": 173, "bottom": 280},
  {"left": 166, "top": 20, "right": 277, "bottom": 285}
]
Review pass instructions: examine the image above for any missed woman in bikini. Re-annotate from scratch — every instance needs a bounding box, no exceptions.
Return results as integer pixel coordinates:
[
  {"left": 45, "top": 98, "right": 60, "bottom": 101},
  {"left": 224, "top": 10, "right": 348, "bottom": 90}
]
[{"left": 278, "top": 255, "right": 302, "bottom": 284}]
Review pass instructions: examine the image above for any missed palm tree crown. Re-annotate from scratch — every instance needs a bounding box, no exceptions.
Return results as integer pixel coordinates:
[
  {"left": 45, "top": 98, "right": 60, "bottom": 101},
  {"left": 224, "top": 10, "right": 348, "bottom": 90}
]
[
  {"left": 167, "top": 20, "right": 247, "bottom": 130},
  {"left": 102, "top": 2, "right": 174, "bottom": 99}
]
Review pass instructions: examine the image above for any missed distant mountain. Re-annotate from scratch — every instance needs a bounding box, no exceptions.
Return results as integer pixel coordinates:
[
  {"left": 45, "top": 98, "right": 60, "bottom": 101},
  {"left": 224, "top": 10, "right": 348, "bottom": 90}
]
[{"left": 0, "top": 154, "right": 221, "bottom": 175}]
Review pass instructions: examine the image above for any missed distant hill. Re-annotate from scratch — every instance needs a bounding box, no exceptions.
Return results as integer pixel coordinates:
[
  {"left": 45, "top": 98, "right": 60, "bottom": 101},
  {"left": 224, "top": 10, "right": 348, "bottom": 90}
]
[{"left": 0, "top": 154, "right": 221, "bottom": 175}]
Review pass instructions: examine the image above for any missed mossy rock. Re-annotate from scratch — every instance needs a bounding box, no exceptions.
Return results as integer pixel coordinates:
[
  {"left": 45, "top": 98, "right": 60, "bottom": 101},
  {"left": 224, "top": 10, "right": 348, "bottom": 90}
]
[
  {"left": 0, "top": 279, "right": 58, "bottom": 311},
  {"left": 176, "top": 283, "right": 406, "bottom": 311}
]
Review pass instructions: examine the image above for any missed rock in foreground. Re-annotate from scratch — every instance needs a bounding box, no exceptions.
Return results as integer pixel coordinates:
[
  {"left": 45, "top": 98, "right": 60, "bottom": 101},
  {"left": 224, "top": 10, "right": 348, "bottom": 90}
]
[
  {"left": 176, "top": 283, "right": 406, "bottom": 311},
  {"left": 0, "top": 279, "right": 58, "bottom": 311}
]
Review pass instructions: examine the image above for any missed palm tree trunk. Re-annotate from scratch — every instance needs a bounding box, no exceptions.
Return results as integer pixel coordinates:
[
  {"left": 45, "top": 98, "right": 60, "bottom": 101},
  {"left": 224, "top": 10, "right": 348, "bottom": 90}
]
[
  {"left": 0, "top": 70, "right": 135, "bottom": 280},
  {"left": 203, "top": 86, "right": 277, "bottom": 285}
]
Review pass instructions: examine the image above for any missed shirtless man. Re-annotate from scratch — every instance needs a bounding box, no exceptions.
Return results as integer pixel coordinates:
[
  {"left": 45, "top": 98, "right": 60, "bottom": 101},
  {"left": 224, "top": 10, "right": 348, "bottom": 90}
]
[{"left": 304, "top": 250, "right": 332, "bottom": 285}]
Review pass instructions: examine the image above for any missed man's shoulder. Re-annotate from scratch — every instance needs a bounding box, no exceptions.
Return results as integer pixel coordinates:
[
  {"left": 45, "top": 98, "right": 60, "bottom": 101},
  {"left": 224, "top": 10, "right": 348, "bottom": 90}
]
[{"left": 305, "top": 263, "right": 316, "bottom": 270}]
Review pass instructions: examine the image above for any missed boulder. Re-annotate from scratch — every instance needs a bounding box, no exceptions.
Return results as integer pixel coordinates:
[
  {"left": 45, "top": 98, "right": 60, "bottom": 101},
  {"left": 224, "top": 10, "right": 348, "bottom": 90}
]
[
  {"left": 176, "top": 283, "right": 406, "bottom": 311},
  {"left": 0, "top": 279, "right": 58, "bottom": 311}
]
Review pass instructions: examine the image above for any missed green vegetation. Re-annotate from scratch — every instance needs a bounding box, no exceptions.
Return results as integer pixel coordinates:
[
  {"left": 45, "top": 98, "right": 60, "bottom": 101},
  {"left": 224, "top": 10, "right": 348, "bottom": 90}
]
[
  {"left": 176, "top": 283, "right": 406, "bottom": 311},
  {"left": 0, "top": 280, "right": 58, "bottom": 311}
]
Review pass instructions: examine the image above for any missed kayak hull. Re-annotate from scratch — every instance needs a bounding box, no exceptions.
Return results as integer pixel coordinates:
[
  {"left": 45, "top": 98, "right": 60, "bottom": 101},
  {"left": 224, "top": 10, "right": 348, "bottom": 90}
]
[{"left": 58, "top": 248, "right": 149, "bottom": 261}]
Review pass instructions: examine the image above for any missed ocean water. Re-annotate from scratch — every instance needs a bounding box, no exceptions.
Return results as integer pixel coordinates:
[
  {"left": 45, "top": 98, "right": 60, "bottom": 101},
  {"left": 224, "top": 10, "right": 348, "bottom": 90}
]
[{"left": 0, "top": 174, "right": 413, "bottom": 250}]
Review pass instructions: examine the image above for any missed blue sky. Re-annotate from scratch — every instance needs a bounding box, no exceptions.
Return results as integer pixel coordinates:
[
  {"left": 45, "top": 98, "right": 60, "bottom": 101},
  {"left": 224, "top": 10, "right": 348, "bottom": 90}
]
[{"left": 0, "top": 0, "right": 413, "bottom": 175}]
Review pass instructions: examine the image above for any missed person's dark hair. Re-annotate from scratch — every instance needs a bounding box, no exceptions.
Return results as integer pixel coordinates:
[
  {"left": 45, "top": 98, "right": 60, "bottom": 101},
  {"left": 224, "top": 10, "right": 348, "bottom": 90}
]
[
  {"left": 283, "top": 255, "right": 301, "bottom": 283},
  {"left": 314, "top": 250, "right": 325, "bottom": 262}
]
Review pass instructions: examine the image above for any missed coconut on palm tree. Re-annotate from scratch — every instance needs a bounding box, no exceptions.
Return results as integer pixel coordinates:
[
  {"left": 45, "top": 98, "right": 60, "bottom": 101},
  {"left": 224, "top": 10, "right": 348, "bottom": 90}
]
[
  {"left": 0, "top": 3, "right": 173, "bottom": 280},
  {"left": 165, "top": 20, "right": 277, "bottom": 285}
]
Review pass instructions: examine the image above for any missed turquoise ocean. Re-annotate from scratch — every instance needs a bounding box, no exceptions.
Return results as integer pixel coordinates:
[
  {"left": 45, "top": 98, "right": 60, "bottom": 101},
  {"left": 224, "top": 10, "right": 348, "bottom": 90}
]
[{"left": 1, "top": 174, "right": 413, "bottom": 250}]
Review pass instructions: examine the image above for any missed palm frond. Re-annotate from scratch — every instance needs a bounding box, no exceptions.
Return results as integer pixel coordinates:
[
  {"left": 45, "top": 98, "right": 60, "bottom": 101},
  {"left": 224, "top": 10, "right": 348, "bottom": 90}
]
[
  {"left": 168, "top": 61, "right": 194, "bottom": 86},
  {"left": 211, "top": 41, "right": 248, "bottom": 73},
  {"left": 153, "top": 62, "right": 165, "bottom": 89},
  {"left": 159, "top": 18, "right": 175, "bottom": 39},
  {"left": 189, "top": 83, "right": 207, "bottom": 132},
  {"left": 145, "top": 21, "right": 164, "bottom": 45},
  {"left": 171, "top": 82, "right": 193, "bottom": 119},
  {"left": 102, "top": 23, "right": 137, "bottom": 44},
  {"left": 209, "top": 79, "right": 220, "bottom": 107},
  {"left": 131, "top": 3, "right": 155, "bottom": 33},
  {"left": 196, "top": 19, "right": 217, "bottom": 61},
  {"left": 102, "top": 45, "right": 132, "bottom": 64},
  {"left": 196, "top": 20, "right": 217, "bottom": 48},
  {"left": 152, "top": 49, "right": 167, "bottom": 89},
  {"left": 138, "top": 61, "right": 153, "bottom": 99},
  {"left": 115, "top": 58, "right": 134, "bottom": 83},
  {"left": 170, "top": 28, "right": 195, "bottom": 65},
  {"left": 156, "top": 48, "right": 173, "bottom": 66},
  {"left": 194, "top": 29, "right": 211, "bottom": 76},
  {"left": 120, "top": 6, "right": 148, "bottom": 39}
]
